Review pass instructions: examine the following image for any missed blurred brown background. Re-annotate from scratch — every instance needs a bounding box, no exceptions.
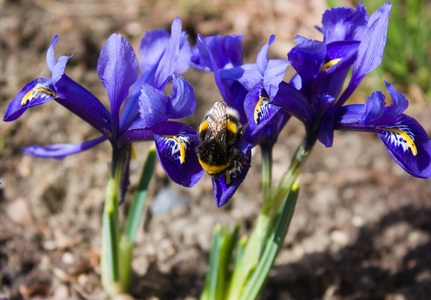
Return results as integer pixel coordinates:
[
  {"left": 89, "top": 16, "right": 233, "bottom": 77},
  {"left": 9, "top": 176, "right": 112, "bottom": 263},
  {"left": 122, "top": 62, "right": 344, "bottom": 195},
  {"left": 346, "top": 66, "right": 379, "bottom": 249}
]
[{"left": 1, "top": 0, "right": 431, "bottom": 299}]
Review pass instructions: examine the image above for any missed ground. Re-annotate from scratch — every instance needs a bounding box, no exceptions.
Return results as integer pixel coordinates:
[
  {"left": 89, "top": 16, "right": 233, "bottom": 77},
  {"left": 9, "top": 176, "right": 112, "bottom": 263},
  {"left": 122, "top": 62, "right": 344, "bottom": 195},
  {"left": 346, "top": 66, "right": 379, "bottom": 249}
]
[{"left": 1, "top": 0, "right": 431, "bottom": 299}]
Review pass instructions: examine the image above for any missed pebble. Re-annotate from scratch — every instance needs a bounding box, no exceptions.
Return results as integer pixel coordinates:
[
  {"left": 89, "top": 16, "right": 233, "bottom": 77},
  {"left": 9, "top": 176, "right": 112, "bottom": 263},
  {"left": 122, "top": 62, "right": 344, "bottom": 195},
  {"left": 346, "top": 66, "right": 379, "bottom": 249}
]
[{"left": 150, "top": 187, "right": 188, "bottom": 215}]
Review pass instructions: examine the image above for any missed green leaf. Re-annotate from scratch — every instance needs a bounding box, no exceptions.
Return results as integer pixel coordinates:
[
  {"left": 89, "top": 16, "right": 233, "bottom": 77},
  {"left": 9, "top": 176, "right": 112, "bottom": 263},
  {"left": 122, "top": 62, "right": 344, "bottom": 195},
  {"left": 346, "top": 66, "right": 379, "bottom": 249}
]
[{"left": 239, "top": 181, "right": 300, "bottom": 300}]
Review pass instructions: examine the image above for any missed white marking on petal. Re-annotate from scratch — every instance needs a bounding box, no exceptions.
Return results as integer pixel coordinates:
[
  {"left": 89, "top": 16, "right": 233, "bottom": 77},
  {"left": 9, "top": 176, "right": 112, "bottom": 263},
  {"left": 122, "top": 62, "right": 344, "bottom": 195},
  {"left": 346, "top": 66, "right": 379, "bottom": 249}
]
[
  {"left": 21, "top": 82, "right": 57, "bottom": 106},
  {"left": 378, "top": 123, "right": 417, "bottom": 156},
  {"left": 162, "top": 134, "right": 190, "bottom": 164}
]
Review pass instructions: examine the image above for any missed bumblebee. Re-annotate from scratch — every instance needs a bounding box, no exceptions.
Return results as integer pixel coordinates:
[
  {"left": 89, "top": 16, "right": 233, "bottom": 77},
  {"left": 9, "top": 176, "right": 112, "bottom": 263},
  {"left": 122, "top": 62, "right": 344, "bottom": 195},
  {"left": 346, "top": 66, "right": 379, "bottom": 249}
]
[{"left": 197, "top": 102, "right": 246, "bottom": 184}]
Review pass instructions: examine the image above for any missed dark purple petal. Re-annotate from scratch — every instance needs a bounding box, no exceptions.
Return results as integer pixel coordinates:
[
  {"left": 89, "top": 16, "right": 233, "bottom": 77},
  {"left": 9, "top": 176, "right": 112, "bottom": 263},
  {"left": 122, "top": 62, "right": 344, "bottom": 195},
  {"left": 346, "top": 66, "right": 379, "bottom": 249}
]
[
  {"left": 333, "top": 104, "right": 366, "bottom": 130},
  {"left": 191, "top": 34, "right": 245, "bottom": 70},
  {"left": 22, "top": 135, "right": 106, "bottom": 159},
  {"left": 337, "top": 1, "right": 391, "bottom": 106},
  {"left": 117, "top": 118, "right": 154, "bottom": 147},
  {"left": 377, "top": 114, "right": 431, "bottom": 178},
  {"left": 153, "top": 121, "right": 203, "bottom": 187},
  {"left": 256, "top": 35, "right": 275, "bottom": 76},
  {"left": 97, "top": 33, "right": 138, "bottom": 137},
  {"left": 54, "top": 75, "right": 113, "bottom": 140},
  {"left": 272, "top": 81, "right": 314, "bottom": 124},
  {"left": 320, "top": 2, "right": 369, "bottom": 44},
  {"left": 167, "top": 76, "right": 196, "bottom": 119},
  {"left": 212, "top": 140, "right": 252, "bottom": 207},
  {"left": 223, "top": 34, "right": 245, "bottom": 67},
  {"left": 195, "top": 34, "right": 232, "bottom": 106},
  {"left": 4, "top": 78, "right": 57, "bottom": 122},
  {"left": 243, "top": 85, "right": 280, "bottom": 142},
  {"left": 314, "top": 41, "right": 359, "bottom": 98},
  {"left": 138, "top": 83, "right": 168, "bottom": 128},
  {"left": 288, "top": 40, "right": 326, "bottom": 97},
  {"left": 314, "top": 94, "right": 336, "bottom": 147}
]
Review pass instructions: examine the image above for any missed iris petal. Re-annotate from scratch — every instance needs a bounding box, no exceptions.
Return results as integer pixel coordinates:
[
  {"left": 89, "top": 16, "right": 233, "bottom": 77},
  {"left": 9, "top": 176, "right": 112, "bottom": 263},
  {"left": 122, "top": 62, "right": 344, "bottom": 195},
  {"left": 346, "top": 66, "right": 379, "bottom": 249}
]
[
  {"left": 46, "top": 35, "right": 58, "bottom": 73},
  {"left": 54, "top": 75, "right": 113, "bottom": 140},
  {"left": 97, "top": 33, "right": 138, "bottom": 136},
  {"left": 256, "top": 34, "right": 275, "bottom": 76},
  {"left": 377, "top": 115, "right": 431, "bottom": 178},
  {"left": 337, "top": 1, "right": 391, "bottom": 106},
  {"left": 263, "top": 59, "right": 289, "bottom": 99},
  {"left": 139, "top": 29, "right": 170, "bottom": 84},
  {"left": 153, "top": 121, "right": 203, "bottom": 187},
  {"left": 167, "top": 76, "right": 196, "bottom": 119},
  {"left": 384, "top": 81, "right": 408, "bottom": 116},
  {"left": 22, "top": 136, "right": 106, "bottom": 159},
  {"left": 138, "top": 83, "right": 168, "bottom": 128},
  {"left": 320, "top": 2, "right": 369, "bottom": 44},
  {"left": 4, "top": 78, "right": 58, "bottom": 122},
  {"left": 154, "top": 17, "right": 182, "bottom": 90},
  {"left": 212, "top": 140, "right": 252, "bottom": 207}
]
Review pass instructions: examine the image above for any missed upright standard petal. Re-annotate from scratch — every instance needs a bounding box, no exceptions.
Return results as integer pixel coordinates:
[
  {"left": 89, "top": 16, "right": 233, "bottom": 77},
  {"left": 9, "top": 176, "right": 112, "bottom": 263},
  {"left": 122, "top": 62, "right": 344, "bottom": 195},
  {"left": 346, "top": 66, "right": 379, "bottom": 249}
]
[
  {"left": 288, "top": 39, "right": 326, "bottom": 98},
  {"left": 320, "top": 2, "right": 369, "bottom": 44},
  {"left": 138, "top": 83, "right": 168, "bottom": 128},
  {"left": 337, "top": 1, "right": 391, "bottom": 106},
  {"left": 256, "top": 35, "right": 275, "bottom": 76},
  {"left": 46, "top": 35, "right": 73, "bottom": 83},
  {"left": 166, "top": 76, "right": 196, "bottom": 119},
  {"left": 46, "top": 35, "right": 59, "bottom": 73},
  {"left": 97, "top": 33, "right": 138, "bottom": 137},
  {"left": 139, "top": 29, "right": 170, "bottom": 84},
  {"left": 22, "top": 136, "right": 106, "bottom": 159},
  {"left": 153, "top": 17, "right": 182, "bottom": 90},
  {"left": 153, "top": 121, "right": 203, "bottom": 187},
  {"left": 191, "top": 34, "right": 245, "bottom": 70}
]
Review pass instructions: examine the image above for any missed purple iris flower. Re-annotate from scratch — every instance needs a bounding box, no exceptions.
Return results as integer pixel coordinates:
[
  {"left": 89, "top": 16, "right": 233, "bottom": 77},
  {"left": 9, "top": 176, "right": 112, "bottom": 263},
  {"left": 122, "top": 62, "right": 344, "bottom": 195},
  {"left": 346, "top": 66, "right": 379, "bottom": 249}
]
[
  {"left": 192, "top": 33, "right": 290, "bottom": 206},
  {"left": 335, "top": 81, "right": 431, "bottom": 178},
  {"left": 273, "top": 1, "right": 431, "bottom": 178},
  {"left": 4, "top": 17, "right": 203, "bottom": 189}
]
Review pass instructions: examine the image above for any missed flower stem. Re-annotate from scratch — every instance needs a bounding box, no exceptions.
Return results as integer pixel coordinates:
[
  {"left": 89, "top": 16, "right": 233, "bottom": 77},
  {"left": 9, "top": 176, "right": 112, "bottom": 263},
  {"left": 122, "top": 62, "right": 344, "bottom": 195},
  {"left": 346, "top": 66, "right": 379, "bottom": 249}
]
[
  {"left": 226, "top": 134, "right": 316, "bottom": 300},
  {"left": 261, "top": 144, "right": 273, "bottom": 215},
  {"left": 119, "top": 145, "right": 156, "bottom": 291},
  {"left": 101, "top": 146, "right": 130, "bottom": 297},
  {"left": 101, "top": 166, "right": 123, "bottom": 297},
  {"left": 274, "top": 133, "right": 316, "bottom": 208},
  {"left": 226, "top": 145, "right": 275, "bottom": 300}
]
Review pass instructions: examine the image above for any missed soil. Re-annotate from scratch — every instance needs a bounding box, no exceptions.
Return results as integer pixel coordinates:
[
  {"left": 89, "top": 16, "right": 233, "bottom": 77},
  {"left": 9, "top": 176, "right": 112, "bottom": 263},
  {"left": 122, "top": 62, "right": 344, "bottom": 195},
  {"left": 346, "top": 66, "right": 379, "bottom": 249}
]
[{"left": 1, "top": 0, "right": 431, "bottom": 299}]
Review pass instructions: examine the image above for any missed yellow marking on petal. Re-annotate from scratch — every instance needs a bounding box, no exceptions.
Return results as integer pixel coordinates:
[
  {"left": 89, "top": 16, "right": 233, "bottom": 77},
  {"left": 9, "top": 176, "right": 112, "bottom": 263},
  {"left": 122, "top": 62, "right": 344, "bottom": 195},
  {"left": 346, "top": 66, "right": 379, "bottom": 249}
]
[
  {"left": 20, "top": 86, "right": 58, "bottom": 106},
  {"left": 320, "top": 58, "right": 342, "bottom": 72},
  {"left": 225, "top": 172, "right": 231, "bottom": 185},
  {"left": 226, "top": 120, "right": 238, "bottom": 134},
  {"left": 131, "top": 145, "right": 137, "bottom": 160},
  {"left": 21, "top": 90, "right": 34, "bottom": 106},
  {"left": 199, "top": 120, "right": 208, "bottom": 134},
  {"left": 378, "top": 127, "right": 418, "bottom": 156},
  {"left": 198, "top": 158, "right": 231, "bottom": 175},
  {"left": 163, "top": 135, "right": 186, "bottom": 164},
  {"left": 254, "top": 97, "right": 270, "bottom": 123}
]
